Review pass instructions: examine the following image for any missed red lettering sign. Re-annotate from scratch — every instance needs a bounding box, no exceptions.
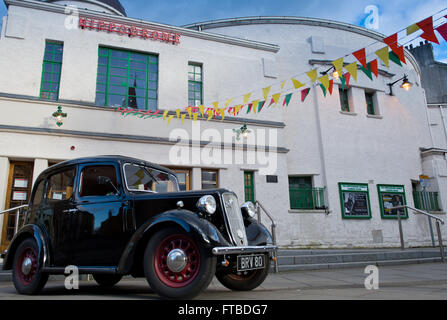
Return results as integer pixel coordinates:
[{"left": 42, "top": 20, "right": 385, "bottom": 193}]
[{"left": 78, "top": 16, "right": 181, "bottom": 45}]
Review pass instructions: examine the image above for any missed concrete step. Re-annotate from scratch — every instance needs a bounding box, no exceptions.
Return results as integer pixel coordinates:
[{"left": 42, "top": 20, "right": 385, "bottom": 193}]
[{"left": 276, "top": 248, "right": 445, "bottom": 271}]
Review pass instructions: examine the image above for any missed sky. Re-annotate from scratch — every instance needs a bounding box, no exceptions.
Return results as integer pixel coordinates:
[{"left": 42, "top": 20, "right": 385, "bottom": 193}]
[{"left": 0, "top": 0, "right": 446, "bottom": 61}]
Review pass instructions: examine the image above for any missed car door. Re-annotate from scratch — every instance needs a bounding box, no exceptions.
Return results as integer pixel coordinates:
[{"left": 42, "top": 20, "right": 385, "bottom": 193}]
[{"left": 70, "top": 162, "right": 131, "bottom": 266}]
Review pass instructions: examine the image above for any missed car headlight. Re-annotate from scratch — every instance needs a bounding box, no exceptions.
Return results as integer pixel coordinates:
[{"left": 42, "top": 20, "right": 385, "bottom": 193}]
[
  {"left": 241, "top": 201, "right": 256, "bottom": 219},
  {"left": 197, "top": 195, "right": 217, "bottom": 215}
]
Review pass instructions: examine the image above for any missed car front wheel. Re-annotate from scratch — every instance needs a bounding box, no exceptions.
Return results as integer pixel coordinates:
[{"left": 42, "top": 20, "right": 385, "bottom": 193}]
[
  {"left": 143, "top": 227, "right": 216, "bottom": 299},
  {"left": 12, "top": 238, "right": 48, "bottom": 295},
  {"left": 216, "top": 254, "right": 270, "bottom": 291}
]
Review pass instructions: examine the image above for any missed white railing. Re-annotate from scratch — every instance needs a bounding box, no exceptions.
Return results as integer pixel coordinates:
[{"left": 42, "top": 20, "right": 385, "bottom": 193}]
[
  {"left": 254, "top": 200, "right": 278, "bottom": 273},
  {"left": 0, "top": 205, "right": 28, "bottom": 239}
]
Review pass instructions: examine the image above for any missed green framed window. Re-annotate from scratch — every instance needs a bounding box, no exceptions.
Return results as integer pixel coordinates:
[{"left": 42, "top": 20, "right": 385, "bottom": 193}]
[
  {"left": 40, "top": 41, "right": 63, "bottom": 101},
  {"left": 244, "top": 171, "right": 255, "bottom": 203},
  {"left": 339, "top": 88, "right": 350, "bottom": 112},
  {"left": 365, "top": 92, "right": 375, "bottom": 115},
  {"left": 289, "top": 176, "right": 326, "bottom": 210},
  {"left": 95, "top": 47, "right": 158, "bottom": 110},
  {"left": 339, "top": 182, "right": 372, "bottom": 219},
  {"left": 377, "top": 185, "right": 408, "bottom": 219},
  {"left": 188, "top": 63, "right": 202, "bottom": 107}
]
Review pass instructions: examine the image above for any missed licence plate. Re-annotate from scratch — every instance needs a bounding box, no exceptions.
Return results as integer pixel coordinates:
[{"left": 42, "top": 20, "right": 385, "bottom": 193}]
[{"left": 237, "top": 254, "right": 265, "bottom": 271}]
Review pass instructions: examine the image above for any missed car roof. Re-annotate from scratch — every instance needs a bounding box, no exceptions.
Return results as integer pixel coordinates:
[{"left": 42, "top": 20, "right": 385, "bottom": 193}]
[{"left": 43, "top": 155, "right": 176, "bottom": 176}]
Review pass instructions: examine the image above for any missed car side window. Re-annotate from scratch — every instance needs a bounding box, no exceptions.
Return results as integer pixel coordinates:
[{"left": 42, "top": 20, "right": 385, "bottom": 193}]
[
  {"left": 31, "top": 179, "right": 45, "bottom": 207},
  {"left": 80, "top": 165, "right": 118, "bottom": 197},
  {"left": 46, "top": 169, "right": 75, "bottom": 202}
]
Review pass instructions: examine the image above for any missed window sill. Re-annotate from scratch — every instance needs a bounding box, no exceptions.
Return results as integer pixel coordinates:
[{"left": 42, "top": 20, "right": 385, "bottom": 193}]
[
  {"left": 339, "top": 111, "right": 357, "bottom": 116},
  {"left": 289, "top": 209, "right": 329, "bottom": 214},
  {"left": 367, "top": 114, "right": 383, "bottom": 119}
]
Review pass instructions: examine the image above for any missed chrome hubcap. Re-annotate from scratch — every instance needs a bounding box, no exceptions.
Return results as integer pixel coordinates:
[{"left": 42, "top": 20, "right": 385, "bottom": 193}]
[
  {"left": 166, "top": 249, "right": 187, "bottom": 272},
  {"left": 21, "top": 257, "right": 32, "bottom": 275}
]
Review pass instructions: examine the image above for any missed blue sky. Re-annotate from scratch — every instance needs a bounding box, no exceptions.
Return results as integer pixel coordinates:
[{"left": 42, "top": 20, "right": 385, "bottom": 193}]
[{"left": 0, "top": 0, "right": 446, "bottom": 61}]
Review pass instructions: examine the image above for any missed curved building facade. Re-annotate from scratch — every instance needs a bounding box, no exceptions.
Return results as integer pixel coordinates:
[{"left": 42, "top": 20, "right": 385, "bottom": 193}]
[{"left": 0, "top": 0, "right": 445, "bottom": 251}]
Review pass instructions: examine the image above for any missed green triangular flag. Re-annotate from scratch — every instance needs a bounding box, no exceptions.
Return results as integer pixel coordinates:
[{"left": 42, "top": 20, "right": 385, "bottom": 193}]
[
  {"left": 258, "top": 100, "right": 265, "bottom": 113},
  {"left": 340, "top": 74, "right": 346, "bottom": 91},
  {"left": 389, "top": 51, "right": 402, "bottom": 67},
  {"left": 319, "top": 84, "right": 327, "bottom": 97},
  {"left": 360, "top": 63, "right": 373, "bottom": 80},
  {"left": 283, "top": 93, "right": 293, "bottom": 106}
]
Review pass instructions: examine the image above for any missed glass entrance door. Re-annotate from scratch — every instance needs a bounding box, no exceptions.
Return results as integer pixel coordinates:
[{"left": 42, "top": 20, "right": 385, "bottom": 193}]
[{"left": 1, "top": 162, "right": 34, "bottom": 252}]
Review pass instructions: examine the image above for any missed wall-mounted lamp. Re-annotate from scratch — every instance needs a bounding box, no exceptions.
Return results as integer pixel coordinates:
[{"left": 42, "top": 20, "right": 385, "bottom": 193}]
[
  {"left": 320, "top": 66, "right": 339, "bottom": 80},
  {"left": 52, "top": 106, "right": 67, "bottom": 127},
  {"left": 387, "top": 75, "right": 412, "bottom": 96},
  {"left": 233, "top": 124, "right": 251, "bottom": 141}
]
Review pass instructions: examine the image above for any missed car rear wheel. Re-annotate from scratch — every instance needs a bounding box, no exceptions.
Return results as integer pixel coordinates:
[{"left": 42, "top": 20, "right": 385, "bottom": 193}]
[
  {"left": 12, "top": 238, "right": 48, "bottom": 295},
  {"left": 143, "top": 227, "right": 216, "bottom": 299},
  {"left": 216, "top": 254, "right": 270, "bottom": 291},
  {"left": 92, "top": 274, "right": 122, "bottom": 287}
]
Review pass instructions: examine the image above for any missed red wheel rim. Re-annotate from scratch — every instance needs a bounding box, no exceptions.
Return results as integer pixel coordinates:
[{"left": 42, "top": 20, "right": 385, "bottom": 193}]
[
  {"left": 15, "top": 246, "right": 38, "bottom": 286},
  {"left": 154, "top": 234, "right": 201, "bottom": 288}
]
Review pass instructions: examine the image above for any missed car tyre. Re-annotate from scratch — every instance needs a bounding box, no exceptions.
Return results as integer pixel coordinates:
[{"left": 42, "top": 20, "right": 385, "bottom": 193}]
[
  {"left": 143, "top": 227, "right": 216, "bottom": 299},
  {"left": 216, "top": 254, "right": 270, "bottom": 291},
  {"left": 12, "top": 238, "right": 48, "bottom": 295},
  {"left": 92, "top": 274, "right": 122, "bottom": 287}
]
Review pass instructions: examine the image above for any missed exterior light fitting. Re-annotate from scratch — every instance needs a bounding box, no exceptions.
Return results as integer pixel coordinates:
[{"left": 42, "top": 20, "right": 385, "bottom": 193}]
[
  {"left": 52, "top": 106, "right": 67, "bottom": 127},
  {"left": 233, "top": 124, "right": 251, "bottom": 141},
  {"left": 388, "top": 75, "right": 412, "bottom": 95},
  {"left": 320, "top": 66, "right": 339, "bottom": 79}
]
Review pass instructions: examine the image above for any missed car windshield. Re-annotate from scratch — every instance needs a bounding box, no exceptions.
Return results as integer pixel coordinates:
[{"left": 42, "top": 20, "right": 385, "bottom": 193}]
[{"left": 124, "top": 163, "right": 179, "bottom": 193}]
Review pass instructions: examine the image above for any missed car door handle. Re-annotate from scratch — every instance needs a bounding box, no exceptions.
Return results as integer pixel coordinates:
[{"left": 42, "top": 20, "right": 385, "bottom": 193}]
[{"left": 63, "top": 209, "right": 78, "bottom": 214}]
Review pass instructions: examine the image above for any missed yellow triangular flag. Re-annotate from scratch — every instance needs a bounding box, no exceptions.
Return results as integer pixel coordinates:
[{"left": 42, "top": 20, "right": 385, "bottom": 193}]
[
  {"left": 163, "top": 110, "right": 169, "bottom": 120},
  {"left": 167, "top": 115, "right": 174, "bottom": 124},
  {"left": 318, "top": 74, "right": 329, "bottom": 90},
  {"left": 207, "top": 110, "right": 213, "bottom": 121},
  {"left": 225, "top": 98, "right": 233, "bottom": 107},
  {"left": 187, "top": 107, "right": 192, "bottom": 119},
  {"left": 176, "top": 109, "right": 181, "bottom": 119},
  {"left": 345, "top": 62, "right": 358, "bottom": 82},
  {"left": 406, "top": 23, "right": 420, "bottom": 36},
  {"left": 219, "top": 108, "right": 226, "bottom": 120},
  {"left": 243, "top": 93, "right": 252, "bottom": 104},
  {"left": 235, "top": 105, "right": 242, "bottom": 114},
  {"left": 212, "top": 102, "right": 219, "bottom": 112},
  {"left": 306, "top": 69, "right": 318, "bottom": 82},
  {"left": 272, "top": 93, "right": 281, "bottom": 105},
  {"left": 375, "top": 46, "right": 390, "bottom": 68},
  {"left": 332, "top": 57, "right": 344, "bottom": 76},
  {"left": 199, "top": 105, "right": 205, "bottom": 117},
  {"left": 281, "top": 81, "right": 286, "bottom": 89},
  {"left": 291, "top": 78, "right": 305, "bottom": 89},
  {"left": 181, "top": 114, "right": 186, "bottom": 124},
  {"left": 193, "top": 113, "right": 198, "bottom": 123},
  {"left": 252, "top": 100, "right": 259, "bottom": 114},
  {"left": 262, "top": 86, "right": 271, "bottom": 101}
]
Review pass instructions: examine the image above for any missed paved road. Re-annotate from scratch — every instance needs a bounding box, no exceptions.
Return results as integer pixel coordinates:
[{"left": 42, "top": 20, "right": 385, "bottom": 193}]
[{"left": 0, "top": 263, "right": 446, "bottom": 300}]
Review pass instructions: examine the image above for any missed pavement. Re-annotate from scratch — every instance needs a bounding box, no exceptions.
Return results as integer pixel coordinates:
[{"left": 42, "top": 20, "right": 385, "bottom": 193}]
[{"left": 0, "top": 262, "right": 446, "bottom": 300}]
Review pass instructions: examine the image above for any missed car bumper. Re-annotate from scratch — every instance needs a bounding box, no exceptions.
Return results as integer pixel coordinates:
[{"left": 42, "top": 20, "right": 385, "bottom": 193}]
[{"left": 212, "top": 245, "right": 277, "bottom": 255}]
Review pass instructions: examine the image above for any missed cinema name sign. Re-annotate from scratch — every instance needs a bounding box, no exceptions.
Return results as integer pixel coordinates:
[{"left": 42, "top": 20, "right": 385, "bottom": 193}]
[{"left": 78, "top": 16, "right": 181, "bottom": 45}]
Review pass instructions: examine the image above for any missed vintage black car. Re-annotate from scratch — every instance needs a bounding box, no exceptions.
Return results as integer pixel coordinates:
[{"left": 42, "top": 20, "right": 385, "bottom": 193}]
[{"left": 2, "top": 156, "right": 277, "bottom": 298}]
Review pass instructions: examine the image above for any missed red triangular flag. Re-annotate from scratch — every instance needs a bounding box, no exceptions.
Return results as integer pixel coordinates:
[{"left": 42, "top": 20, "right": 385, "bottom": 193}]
[
  {"left": 370, "top": 59, "right": 378, "bottom": 78},
  {"left": 344, "top": 72, "right": 351, "bottom": 87},
  {"left": 353, "top": 48, "right": 367, "bottom": 69},
  {"left": 328, "top": 79, "right": 333, "bottom": 95},
  {"left": 436, "top": 23, "right": 447, "bottom": 42},
  {"left": 301, "top": 88, "right": 310, "bottom": 102},
  {"left": 417, "top": 17, "right": 439, "bottom": 45},
  {"left": 384, "top": 33, "right": 406, "bottom": 64},
  {"left": 269, "top": 98, "right": 275, "bottom": 107}
]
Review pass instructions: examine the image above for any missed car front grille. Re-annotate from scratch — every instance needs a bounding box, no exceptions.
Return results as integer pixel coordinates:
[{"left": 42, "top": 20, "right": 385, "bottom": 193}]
[{"left": 221, "top": 192, "right": 248, "bottom": 246}]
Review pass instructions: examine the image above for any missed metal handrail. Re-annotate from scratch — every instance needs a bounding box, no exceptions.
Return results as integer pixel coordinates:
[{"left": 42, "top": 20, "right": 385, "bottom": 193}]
[
  {"left": 0, "top": 205, "right": 28, "bottom": 238},
  {"left": 391, "top": 205, "right": 445, "bottom": 262},
  {"left": 254, "top": 200, "right": 278, "bottom": 273}
]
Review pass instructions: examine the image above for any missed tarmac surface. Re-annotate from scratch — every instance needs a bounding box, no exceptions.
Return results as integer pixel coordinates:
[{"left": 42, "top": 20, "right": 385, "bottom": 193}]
[{"left": 0, "top": 262, "right": 446, "bottom": 300}]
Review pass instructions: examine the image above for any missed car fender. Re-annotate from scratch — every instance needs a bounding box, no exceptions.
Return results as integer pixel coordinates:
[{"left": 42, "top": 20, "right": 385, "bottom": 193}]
[
  {"left": 245, "top": 218, "right": 274, "bottom": 246},
  {"left": 117, "top": 209, "right": 230, "bottom": 274},
  {"left": 2, "top": 224, "right": 50, "bottom": 271}
]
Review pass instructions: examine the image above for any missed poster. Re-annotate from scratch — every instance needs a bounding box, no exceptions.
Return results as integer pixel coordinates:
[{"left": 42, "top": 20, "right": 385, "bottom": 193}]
[
  {"left": 14, "top": 178, "right": 28, "bottom": 188},
  {"left": 339, "top": 183, "right": 371, "bottom": 219},
  {"left": 12, "top": 191, "right": 27, "bottom": 201},
  {"left": 377, "top": 185, "right": 408, "bottom": 219}
]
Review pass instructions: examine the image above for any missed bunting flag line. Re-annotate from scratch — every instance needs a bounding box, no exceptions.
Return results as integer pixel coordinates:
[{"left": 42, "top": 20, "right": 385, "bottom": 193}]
[
  {"left": 389, "top": 51, "right": 402, "bottom": 66},
  {"left": 181, "top": 114, "right": 186, "bottom": 124},
  {"left": 263, "top": 86, "right": 271, "bottom": 101},
  {"left": 437, "top": 23, "right": 447, "bottom": 41},
  {"left": 291, "top": 78, "right": 305, "bottom": 89},
  {"left": 163, "top": 110, "right": 169, "bottom": 120},
  {"left": 360, "top": 62, "right": 373, "bottom": 80},
  {"left": 383, "top": 33, "right": 406, "bottom": 64},
  {"left": 328, "top": 79, "right": 334, "bottom": 95},
  {"left": 283, "top": 93, "right": 293, "bottom": 106},
  {"left": 332, "top": 57, "right": 344, "bottom": 76},
  {"left": 306, "top": 69, "right": 318, "bottom": 82},
  {"left": 406, "top": 23, "right": 420, "bottom": 36},
  {"left": 258, "top": 100, "right": 266, "bottom": 113},
  {"left": 243, "top": 93, "right": 252, "bottom": 104},
  {"left": 272, "top": 93, "right": 281, "bottom": 106},
  {"left": 212, "top": 101, "right": 219, "bottom": 112},
  {"left": 318, "top": 74, "right": 330, "bottom": 91},
  {"left": 320, "top": 83, "right": 327, "bottom": 97},
  {"left": 167, "top": 115, "right": 174, "bottom": 124},
  {"left": 370, "top": 59, "right": 379, "bottom": 78}
]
